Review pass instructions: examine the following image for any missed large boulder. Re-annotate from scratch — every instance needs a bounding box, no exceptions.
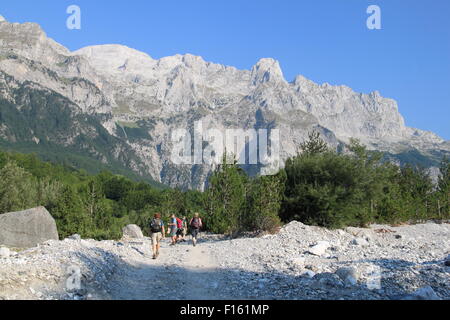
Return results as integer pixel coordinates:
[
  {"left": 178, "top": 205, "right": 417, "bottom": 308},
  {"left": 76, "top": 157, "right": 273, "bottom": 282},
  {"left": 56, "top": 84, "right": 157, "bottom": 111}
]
[
  {"left": 122, "top": 224, "right": 144, "bottom": 239},
  {"left": 0, "top": 207, "right": 59, "bottom": 248}
]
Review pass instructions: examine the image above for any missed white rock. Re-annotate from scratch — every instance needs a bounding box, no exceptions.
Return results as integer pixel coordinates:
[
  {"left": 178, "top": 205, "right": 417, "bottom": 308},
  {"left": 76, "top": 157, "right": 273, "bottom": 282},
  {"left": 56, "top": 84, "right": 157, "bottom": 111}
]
[
  {"left": 290, "top": 256, "right": 306, "bottom": 267},
  {"left": 0, "top": 247, "right": 10, "bottom": 258},
  {"left": 307, "top": 241, "right": 330, "bottom": 256}
]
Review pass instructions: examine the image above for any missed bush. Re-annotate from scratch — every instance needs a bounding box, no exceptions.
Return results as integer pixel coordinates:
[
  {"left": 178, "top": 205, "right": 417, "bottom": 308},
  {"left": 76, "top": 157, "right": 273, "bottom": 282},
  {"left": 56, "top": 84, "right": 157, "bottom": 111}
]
[{"left": 281, "top": 135, "right": 442, "bottom": 228}]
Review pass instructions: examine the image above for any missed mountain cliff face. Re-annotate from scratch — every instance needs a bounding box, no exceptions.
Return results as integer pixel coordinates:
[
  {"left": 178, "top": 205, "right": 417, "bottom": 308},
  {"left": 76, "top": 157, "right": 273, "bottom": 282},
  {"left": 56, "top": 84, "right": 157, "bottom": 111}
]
[{"left": 0, "top": 17, "right": 448, "bottom": 189}]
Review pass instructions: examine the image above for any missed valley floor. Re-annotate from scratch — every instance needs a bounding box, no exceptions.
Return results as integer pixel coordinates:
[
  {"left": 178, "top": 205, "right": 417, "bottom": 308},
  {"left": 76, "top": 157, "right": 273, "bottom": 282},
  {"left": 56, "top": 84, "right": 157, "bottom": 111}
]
[{"left": 0, "top": 222, "right": 449, "bottom": 300}]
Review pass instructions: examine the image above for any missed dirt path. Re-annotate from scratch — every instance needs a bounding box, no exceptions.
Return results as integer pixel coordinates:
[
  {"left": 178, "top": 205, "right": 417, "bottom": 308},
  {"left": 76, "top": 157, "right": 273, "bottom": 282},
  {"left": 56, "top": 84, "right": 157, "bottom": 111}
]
[{"left": 102, "top": 237, "right": 228, "bottom": 300}]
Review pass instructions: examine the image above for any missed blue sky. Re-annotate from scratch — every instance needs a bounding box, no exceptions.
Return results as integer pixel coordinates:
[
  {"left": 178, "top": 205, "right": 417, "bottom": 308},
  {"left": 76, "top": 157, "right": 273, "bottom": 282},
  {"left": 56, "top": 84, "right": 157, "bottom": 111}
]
[{"left": 1, "top": 0, "right": 449, "bottom": 139}]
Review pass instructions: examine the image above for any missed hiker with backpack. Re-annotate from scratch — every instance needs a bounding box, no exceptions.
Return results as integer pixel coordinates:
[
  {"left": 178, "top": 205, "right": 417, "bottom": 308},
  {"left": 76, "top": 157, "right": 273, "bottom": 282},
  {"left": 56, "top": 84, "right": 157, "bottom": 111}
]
[
  {"left": 167, "top": 214, "right": 178, "bottom": 245},
  {"left": 149, "top": 213, "right": 165, "bottom": 260},
  {"left": 175, "top": 216, "right": 185, "bottom": 243},
  {"left": 189, "top": 213, "right": 203, "bottom": 247},
  {"left": 181, "top": 216, "right": 188, "bottom": 242},
  {"left": 176, "top": 216, "right": 187, "bottom": 243}
]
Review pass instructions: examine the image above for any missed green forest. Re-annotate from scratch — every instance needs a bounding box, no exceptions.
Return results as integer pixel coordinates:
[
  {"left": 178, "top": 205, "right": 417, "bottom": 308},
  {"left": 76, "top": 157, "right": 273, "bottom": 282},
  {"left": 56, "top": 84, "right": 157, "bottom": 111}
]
[{"left": 0, "top": 132, "right": 449, "bottom": 240}]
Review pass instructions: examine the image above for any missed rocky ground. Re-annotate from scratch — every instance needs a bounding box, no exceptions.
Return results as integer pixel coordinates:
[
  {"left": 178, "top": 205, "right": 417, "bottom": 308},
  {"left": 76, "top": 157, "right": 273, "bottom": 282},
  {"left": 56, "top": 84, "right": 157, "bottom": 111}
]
[{"left": 0, "top": 221, "right": 449, "bottom": 300}]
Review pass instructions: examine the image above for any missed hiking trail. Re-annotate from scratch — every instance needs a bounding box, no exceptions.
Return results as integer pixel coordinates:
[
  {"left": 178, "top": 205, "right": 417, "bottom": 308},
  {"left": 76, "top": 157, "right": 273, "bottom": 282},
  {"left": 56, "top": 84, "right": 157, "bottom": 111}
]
[{"left": 101, "top": 238, "right": 228, "bottom": 300}]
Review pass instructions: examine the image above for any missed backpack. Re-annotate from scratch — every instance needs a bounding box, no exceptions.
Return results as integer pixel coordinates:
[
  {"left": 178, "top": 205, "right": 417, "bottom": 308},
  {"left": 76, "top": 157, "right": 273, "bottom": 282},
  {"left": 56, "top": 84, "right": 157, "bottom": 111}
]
[
  {"left": 176, "top": 217, "right": 183, "bottom": 229},
  {"left": 190, "top": 217, "right": 201, "bottom": 229},
  {"left": 150, "top": 218, "right": 162, "bottom": 233}
]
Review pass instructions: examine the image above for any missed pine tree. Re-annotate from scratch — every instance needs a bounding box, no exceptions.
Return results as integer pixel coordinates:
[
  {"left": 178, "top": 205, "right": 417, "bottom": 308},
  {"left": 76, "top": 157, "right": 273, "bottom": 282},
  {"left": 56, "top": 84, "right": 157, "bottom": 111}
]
[
  {"left": 437, "top": 158, "right": 450, "bottom": 218},
  {"left": 205, "top": 153, "right": 246, "bottom": 235},
  {"left": 52, "top": 185, "right": 88, "bottom": 239},
  {"left": 398, "top": 165, "right": 434, "bottom": 222},
  {"left": 299, "top": 131, "right": 329, "bottom": 155},
  {"left": 246, "top": 172, "right": 285, "bottom": 233}
]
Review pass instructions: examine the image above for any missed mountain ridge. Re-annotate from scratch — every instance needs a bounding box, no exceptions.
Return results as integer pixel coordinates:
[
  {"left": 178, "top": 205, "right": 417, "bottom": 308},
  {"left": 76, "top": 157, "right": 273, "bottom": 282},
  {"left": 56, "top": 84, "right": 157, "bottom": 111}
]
[{"left": 0, "top": 17, "right": 448, "bottom": 189}]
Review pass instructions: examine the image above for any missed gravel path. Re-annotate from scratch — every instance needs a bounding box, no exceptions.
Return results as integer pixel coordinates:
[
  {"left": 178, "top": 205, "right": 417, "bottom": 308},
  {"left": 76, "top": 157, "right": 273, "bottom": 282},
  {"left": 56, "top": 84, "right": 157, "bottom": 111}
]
[
  {"left": 101, "top": 239, "right": 229, "bottom": 300},
  {"left": 0, "top": 221, "right": 449, "bottom": 300}
]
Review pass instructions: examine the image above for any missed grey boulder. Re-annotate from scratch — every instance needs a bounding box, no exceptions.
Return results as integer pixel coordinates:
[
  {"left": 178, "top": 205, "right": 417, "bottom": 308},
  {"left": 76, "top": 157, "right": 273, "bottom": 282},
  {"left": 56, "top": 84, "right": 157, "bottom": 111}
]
[
  {"left": 335, "top": 267, "right": 359, "bottom": 286},
  {"left": 122, "top": 224, "right": 144, "bottom": 239},
  {"left": 66, "top": 234, "right": 81, "bottom": 241},
  {"left": 0, "top": 207, "right": 59, "bottom": 248},
  {"left": 312, "top": 272, "right": 344, "bottom": 288}
]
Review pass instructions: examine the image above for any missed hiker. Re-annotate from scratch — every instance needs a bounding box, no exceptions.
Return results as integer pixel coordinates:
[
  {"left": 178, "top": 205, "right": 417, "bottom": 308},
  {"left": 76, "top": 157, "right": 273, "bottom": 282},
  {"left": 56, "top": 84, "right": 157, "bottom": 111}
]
[
  {"left": 167, "top": 214, "right": 178, "bottom": 245},
  {"left": 189, "top": 213, "right": 203, "bottom": 247},
  {"left": 175, "top": 216, "right": 185, "bottom": 242},
  {"left": 181, "top": 216, "right": 188, "bottom": 242},
  {"left": 149, "top": 213, "right": 165, "bottom": 260}
]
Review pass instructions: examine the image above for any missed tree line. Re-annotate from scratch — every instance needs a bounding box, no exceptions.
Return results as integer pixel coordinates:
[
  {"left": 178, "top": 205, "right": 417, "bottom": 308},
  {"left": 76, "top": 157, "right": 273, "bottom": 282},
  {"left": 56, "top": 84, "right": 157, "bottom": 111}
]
[{"left": 0, "top": 132, "right": 448, "bottom": 240}]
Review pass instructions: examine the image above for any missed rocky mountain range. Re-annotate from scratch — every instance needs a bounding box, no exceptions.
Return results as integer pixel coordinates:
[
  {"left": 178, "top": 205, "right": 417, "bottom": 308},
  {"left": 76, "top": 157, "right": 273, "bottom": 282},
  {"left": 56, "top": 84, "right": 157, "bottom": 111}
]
[{"left": 0, "top": 15, "right": 448, "bottom": 190}]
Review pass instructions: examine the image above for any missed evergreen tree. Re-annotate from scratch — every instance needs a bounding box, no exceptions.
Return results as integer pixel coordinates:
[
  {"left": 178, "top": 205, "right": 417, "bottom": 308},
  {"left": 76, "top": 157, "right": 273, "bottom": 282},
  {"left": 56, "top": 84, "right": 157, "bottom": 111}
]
[
  {"left": 0, "top": 161, "right": 37, "bottom": 213},
  {"left": 205, "top": 153, "right": 246, "bottom": 235},
  {"left": 81, "top": 179, "right": 105, "bottom": 226},
  {"left": 299, "top": 131, "right": 329, "bottom": 155},
  {"left": 51, "top": 185, "right": 88, "bottom": 239},
  {"left": 437, "top": 158, "right": 450, "bottom": 218},
  {"left": 398, "top": 165, "right": 434, "bottom": 222},
  {"left": 246, "top": 172, "right": 285, "bottom": 233}
]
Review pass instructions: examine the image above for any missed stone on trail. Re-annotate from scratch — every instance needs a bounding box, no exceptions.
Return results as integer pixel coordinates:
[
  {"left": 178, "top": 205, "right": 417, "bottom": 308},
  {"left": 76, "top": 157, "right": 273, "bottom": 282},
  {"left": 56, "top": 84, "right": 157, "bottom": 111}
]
[
  {"left": 312, "top": 272, "right": 343, "bottom": 288},
  {"left": 0, "top": 246, "right": 10, "bottom": 258},
  {"left": 301, "top": 270, "right": 316, "bottom": 278},
  {"left": 351, "top": 238, "right": 369, "bottom": 247},
  {"left": 122, "top": 224, "right": 144, "bottom": 239},
  {"left": 0, "top": 207, "right": 59, "bottom": 248},
  {"left": 66, "top": 234, "right": 81, "bottom": 241},
  {"left": 290, "top": 256, "right": 306, "bottom": 267},
  {"left": 335, "top": 267, "right": 359, "bottom": 286},
  {"left": 307, "top": 241, "right": 330, "bottom": 256}
]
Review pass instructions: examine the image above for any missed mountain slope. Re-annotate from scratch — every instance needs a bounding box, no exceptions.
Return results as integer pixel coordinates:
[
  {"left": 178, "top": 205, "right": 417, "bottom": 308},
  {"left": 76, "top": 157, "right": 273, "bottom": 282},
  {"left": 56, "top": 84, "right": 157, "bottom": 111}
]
[{"left": 0, "top": 71, "right": 162, "bottom": 187}]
